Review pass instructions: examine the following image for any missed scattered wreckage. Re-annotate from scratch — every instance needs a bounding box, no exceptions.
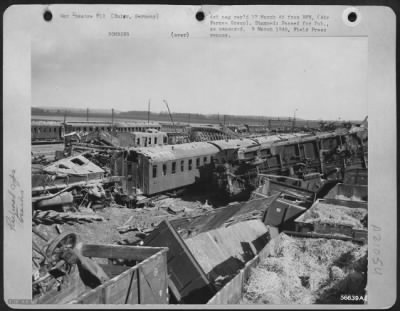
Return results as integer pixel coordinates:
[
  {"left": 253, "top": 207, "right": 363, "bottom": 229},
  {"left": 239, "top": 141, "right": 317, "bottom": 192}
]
[
  {"left": 31, "top": 119, "right": 368, "bottom": 305},
  {"left": 32, "top": 230, "right": 168, "bottom": 304}
]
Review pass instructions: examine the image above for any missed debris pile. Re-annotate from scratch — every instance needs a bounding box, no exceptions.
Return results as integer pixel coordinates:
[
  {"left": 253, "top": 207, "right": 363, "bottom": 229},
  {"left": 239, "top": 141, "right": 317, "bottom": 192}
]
[
  {"left": 241, "top": 234, "right": 367, "bottom": 304},
  {"left": 296, "top": 203, "right": 367, "bottom": 229}
]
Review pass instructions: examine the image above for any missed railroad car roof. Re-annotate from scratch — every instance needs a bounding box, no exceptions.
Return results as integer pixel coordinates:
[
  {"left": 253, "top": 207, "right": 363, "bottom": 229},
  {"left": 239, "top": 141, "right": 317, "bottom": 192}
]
[
  {"left": 64, "top": 121, "right": 161, "bottom": 127},
  {"left": 132, "top": 142, "right": 220, "bottom": 162},
  {"left": 113, "top": 121, "right": 161, "bottom": 127},
  {"left": 315, "top": 131, "right": 346, "bottom": 139},
  {"left": 31, "top": 120, "right": 61, "bottom": 126},
  {"left": 253, "top": 135, "right": 282, "bottom": 145},
  {"left": 209, "top": 138, "right": 259, "bottom": 150},
  {"left": 117, "top": 131, "right": 167, "bottom": 138},
  {"left": 65, "top": 122, "right": 113, "bottom": 127}
]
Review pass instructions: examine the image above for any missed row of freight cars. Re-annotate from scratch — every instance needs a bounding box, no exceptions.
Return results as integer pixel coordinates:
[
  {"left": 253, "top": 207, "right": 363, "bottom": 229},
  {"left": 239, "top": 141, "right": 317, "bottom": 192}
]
[
  {"left": 31, "top": 120, "right": 162, "bottom": 143},
  {"left": 32, "top": 119, "right": 331, "bottom": 144}
]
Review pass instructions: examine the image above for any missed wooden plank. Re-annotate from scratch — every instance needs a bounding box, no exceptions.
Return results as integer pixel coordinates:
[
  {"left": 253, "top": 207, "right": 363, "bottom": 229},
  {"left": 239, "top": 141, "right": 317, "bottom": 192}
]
[
  {"left": 81, "top": 244, "right": 162, "bottom": 261},
  {"left": 322, "top": 198, "right": 367, "bottom": 209},
  {"left": 75, "top": 286, "right": 105, "bottom": 304},
  {"left": 138, "top": 252, "right": 168, "bottom": 304},
  {"left": 283, "top": 230, "right": 355, "bottom": 242}
]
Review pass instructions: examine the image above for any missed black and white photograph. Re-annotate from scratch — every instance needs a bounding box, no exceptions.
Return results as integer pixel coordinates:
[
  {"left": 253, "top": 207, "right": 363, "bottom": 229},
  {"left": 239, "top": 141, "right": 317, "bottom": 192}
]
[{"left": 2, "top": 4, "right": 396, "bottom": 308}]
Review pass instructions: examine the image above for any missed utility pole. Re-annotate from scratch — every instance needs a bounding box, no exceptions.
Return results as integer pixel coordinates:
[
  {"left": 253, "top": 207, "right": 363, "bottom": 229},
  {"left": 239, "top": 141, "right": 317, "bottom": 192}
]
[
  {"left": 111, "top": 108, "right": 114, "bottom": 125},
  {"left": 292, "top": 108, "right": 298, "bottom": 132},
  {"left": 223, "top": 114, "right": 226, "bottom": 126},
  {"left": 63, "top": 111, "right": 67, "bottom": 144},
  {"left": 86, "top": 108, "right": 89, "bottom": 121},
  {"left": 147, "top": 99, "right": 151, "bottom": 124}
]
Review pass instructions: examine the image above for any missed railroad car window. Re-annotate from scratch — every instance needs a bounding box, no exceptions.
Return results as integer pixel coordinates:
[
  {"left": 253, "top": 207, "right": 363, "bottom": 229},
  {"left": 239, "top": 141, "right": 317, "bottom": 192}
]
[
  {"left": 154, "top": 137, "right": 158, "bottom": 144},
  {"left": 83, "top": 127, "right": 87, "bottom": 131},
  {"left": 172, "top": 162, "right": 176, "bottom": 174},
  {"left": 136, "top": 138, "right": 140, "bottom": 145},
  {"left": 149, "top": 138, "right": 152, "bottom": 145},
  {"left": 162, "top": 164, "right": 167, "bottom": 176},
  {"left": 54, "top": 128, "right": 57, "bottom": 132},
  {"left": 181, "top": 160, "right": 184, "bottom": 171},
  {"left": 196, "top": 158, "right": 200, "bottom": 167},
  {"left": 204, "top": 156, "right": 207, "bottom": 163},
  {"left": 43, "top": 128, "right": 46, "bottom": 132},
  {"left": 34, "top": 128, "right": 37, "bottom": 133},
  {"left": 152, "top": 165, "right": 157, "bottom": 178},
  {"left": 163, "top": 136, "right": 167, "bottom": 144},
  {"left": 188, "top": 159, "right": 192, "bottom": 170}
]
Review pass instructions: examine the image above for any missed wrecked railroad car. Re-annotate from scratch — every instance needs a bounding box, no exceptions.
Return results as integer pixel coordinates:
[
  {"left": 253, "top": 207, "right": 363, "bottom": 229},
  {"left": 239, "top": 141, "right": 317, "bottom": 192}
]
[
  {"left": 144, "top": 196, "right": 278, "bottom": 303},
  {"left": 108, "top": 129, "right": 367, "bottom": 197},
  {"left": 212, "top": 130, "right": 367, "bottom": 197},
  {"left": 80, "top": 130, "right": 168, "bottom": 148},
  {"left": 115, "top": 131, "right": 168, "bottom": 147},
  {"left": 123, "top": 142, "right": 221, "bottom": 195},
  {"left": 32, "top": 232, "right": 168, "bottom": 304},
  {"left": 293, "top": 198, "right": 368, "bottom": 243}
]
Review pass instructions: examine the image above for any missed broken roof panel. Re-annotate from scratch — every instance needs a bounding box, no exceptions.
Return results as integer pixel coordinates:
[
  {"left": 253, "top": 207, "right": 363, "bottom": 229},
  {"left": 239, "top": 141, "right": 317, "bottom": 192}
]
[{"left": 43, "top": 154, "right": 104, "bottom": 177}]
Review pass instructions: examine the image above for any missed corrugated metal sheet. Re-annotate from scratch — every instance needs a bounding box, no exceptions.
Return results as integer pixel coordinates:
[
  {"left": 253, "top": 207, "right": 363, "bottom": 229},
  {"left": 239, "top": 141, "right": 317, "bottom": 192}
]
[{"left": 133, "top": 142, "right": 220, "bottom": 162}]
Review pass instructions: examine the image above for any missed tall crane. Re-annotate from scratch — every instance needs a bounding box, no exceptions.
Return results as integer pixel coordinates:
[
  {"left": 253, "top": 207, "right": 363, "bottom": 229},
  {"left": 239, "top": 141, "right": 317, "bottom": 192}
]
[{"left": 163, "top": 99, "right": 177, "bottom": 132}]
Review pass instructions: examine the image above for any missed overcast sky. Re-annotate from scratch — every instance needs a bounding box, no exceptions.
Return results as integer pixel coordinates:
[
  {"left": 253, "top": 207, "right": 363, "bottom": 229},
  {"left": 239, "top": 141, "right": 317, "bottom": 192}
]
[{"left": 32, "top": 36, "right": 367, "bottom": 120}]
